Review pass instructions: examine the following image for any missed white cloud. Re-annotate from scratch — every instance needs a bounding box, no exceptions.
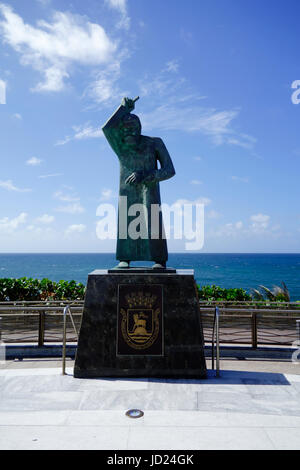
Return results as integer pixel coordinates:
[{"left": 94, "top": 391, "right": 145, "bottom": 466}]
[
  {"left": 100, "top": 188, "right": 116, "bottom": 201},
  {"left": 55, "top": 202, "right": 85, "bottom": 214},
  {"left": 53, "top": 190, "right": 79, "bottom": 202},
  {"left": 36, "top": 214, "right": 54, "bottom": 224},
  {"left": 212, "top": 221, "right": 244, "bottom": 238},
  {"left": 165, "top": 59, "right": 179, "bottom": 73},
  {"left": 250, "top": 213, "right": 270, "bottom": 232},
  {"left": 0, "top": 212, "right": 27, "bottom": 233},
  {"left": 54, "top": 189, "right": 85, "bottom": 214},
  {"left": 190, "top": 180, "right": 202, "bottom": 185},
  {"left": 26, "top": 224, "right": 55, "bottom": 237},
  {"left": 0, "top": 4, "right": 117, "bottom": 92},
  {"left": 68, "top": 124, "right": 103, "bottom": 140},
  {"left": 0, "top": 78, "right": 6, "bottom": 103},
  {"left": 106, "top": 0, "right": 127, "bottom": 13},
  {"left": 85, "top": 61, "right": 127, "bottom": 105},
  {"left": 180, "top": 28, "right": 193, "bottom": 46},
  {"left": 105, "top": 0, "right": 130, "bottom": 30},
  {"left": 225, "top": 221, "right": 243, "bottom": 232},
  {"left": 56, "top": 122, "right": 104, "bottom": 145},
  {"left": 173, "top": 197, "right": 211, "bottom": 206},
  {"left": 38, "top": 173, "right": 63, "bottom": 179},
  {"left": 88, "top": 76, "right": 117, "bottom": 104},
  {"left": 138, "top": 70, "right": 186, "bottom": 99},
  {"left": 140, "top": 102, "right": 257, "bottom": 148},
  {"left": 227, "top": 134, "right": 257, "bottom": 149},
  {"left": 138, "top": 66, "right": 255, "bottom": 149},
  {"left": 0, "top": 180, "right": 31, "bottom": 192},
  {"left": 26, "top": 156, "right": 42, "bottom": 166},
  {"left": 232, "top": 176, "right": 249, "bottom": 183},
  {"left": 12, "top": 113, "right": 22, "bottom": 119},
  {"left": 211, "top": 214, "right": 278, "bottom": 239},
  {"left": 207, "top": 210, "right": 220, "bottom": 219},
  {"left": 65, "top": 224, "right": 86, "bottom": 236},
  {"left": 60, "top": 56, "right": 255, "bottom": 148},
  {"left": 141, "top": 104, "right": 240, "bottom": 144},
  {"left": 36, "top": 0, "right": 51, "bottom": 6}
]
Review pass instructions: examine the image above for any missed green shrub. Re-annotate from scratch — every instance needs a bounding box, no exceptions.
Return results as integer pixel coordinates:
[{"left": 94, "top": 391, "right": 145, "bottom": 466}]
[
  {"left": 0, "top": 277, "right": 86, "bottom": 301},
  {"left": 197, "top": 282, "right": 293, "bottom": 303},
  {"left": 0, "top": 278, "right": 293, "bottom": 303},
  {"left": 197, "top": 284, "right": 251, "bottom": 301}
]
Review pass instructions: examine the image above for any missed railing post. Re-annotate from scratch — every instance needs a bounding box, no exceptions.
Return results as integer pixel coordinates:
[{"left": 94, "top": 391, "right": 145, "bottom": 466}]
[
  {"left": 62, "top": 306, "right": 68, "bottom": 375},
  {"left": 38, "top": 311, "right": 45, "bottom": 347},
  {"left": 215, "top": 306, "right": 220, "bottom": 377},
  {"left": 251, "top": 311, "right": 257, "bottom": 349},
  {"left": 0, "top": 316, "right": 5, "bottom": 365}
]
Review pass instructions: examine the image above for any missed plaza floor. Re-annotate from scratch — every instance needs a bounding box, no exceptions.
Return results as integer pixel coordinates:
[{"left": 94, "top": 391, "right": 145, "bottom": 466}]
[{"left": 0, "top": 358, "right": 300, "bottom": 450}]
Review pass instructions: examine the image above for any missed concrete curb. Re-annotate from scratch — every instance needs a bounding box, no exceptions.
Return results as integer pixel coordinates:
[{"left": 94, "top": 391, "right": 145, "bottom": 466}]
[{"left": 2, "top": 344, "right": 296, "bottom": 361}]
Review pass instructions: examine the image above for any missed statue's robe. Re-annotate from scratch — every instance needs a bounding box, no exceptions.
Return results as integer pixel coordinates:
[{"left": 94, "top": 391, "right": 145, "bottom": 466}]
[{"left": 102, "top": 105, "right": 175, "bottom": 262}]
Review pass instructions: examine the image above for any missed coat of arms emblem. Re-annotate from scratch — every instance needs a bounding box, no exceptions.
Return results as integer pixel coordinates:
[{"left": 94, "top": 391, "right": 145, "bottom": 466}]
[{"left": 117, "top": 285, "right": 163, "bottom": 356}]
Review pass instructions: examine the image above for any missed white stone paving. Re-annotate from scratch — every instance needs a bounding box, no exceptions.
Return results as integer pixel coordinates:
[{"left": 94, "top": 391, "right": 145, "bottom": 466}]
[{"left": 0, "top": 366, "right": 300, "bottom": 450}]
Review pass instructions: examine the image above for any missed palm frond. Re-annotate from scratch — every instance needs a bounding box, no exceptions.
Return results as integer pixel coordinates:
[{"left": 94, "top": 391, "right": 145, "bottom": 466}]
[{"left": 259, "top": 285, "right": 276, "bottom": 301}]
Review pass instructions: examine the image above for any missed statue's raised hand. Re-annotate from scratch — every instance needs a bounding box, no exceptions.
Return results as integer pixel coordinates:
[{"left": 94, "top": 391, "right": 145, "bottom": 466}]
[
  {"left": 121, "top": 96, "right": 140, "bottom": 112},
  {"left": 121, "top": 97, "right": 135, "bottom": 112}
]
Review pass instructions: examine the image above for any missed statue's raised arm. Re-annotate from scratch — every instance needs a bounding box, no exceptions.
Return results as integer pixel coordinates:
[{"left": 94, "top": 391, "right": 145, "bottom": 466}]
[{"left": 102, "top": 97, "right": 139, "bottom": 156}]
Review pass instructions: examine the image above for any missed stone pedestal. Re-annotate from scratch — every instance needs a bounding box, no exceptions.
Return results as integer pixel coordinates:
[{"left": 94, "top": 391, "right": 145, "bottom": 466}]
[{"left": 74, "top": 269, "right": 207, "bottom": 379}]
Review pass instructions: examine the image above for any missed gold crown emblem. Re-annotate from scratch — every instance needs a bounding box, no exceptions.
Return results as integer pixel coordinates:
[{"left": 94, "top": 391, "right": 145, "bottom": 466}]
[{"left": 126, "top": 291, "right": 157, "bottom": 308}]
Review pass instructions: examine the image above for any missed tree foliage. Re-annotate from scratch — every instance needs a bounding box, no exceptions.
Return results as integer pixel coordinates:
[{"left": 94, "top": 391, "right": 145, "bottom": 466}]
[
  {"left": 0, "top": 278, "right": 85, "bottom": 301},
  {"left": 197, "top": 284, "right": 251, "bottom": 301},
  {"left": 251, "top": 282, "right": 290, "bottom": 302}
]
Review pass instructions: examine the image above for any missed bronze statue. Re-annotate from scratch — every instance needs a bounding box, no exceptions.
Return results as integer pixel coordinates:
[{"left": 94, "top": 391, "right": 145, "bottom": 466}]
[{"left": 102, "top": 97, "right": 175, "bottom": 269}]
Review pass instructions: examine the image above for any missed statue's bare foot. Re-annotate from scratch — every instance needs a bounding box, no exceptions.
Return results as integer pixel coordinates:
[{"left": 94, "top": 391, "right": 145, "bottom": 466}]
[
  {"left": 152, "top": 261, "right": 166, "bottom": 269},
  {"left": 117, "top": 261, "right": 130, "bottom": 269}
]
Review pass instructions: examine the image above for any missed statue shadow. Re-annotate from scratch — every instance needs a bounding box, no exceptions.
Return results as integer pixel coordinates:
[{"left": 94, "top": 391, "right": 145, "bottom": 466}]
[
  {"left": 78, "top": 369, "right": 291, "bottom": 386},
  {"left": 147, "top": 369, "right": 291, "bottom": 386}
]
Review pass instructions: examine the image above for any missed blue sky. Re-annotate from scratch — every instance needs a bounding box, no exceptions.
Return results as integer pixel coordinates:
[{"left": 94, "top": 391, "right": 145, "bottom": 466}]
[{"left": 0, "top": 0, "right": 300, "bottom": 253}]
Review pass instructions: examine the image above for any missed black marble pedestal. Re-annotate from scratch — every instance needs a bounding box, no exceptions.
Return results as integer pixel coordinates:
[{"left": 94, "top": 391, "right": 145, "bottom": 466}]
[{"left": 74, "top": 269, "right": 207, "bottom": 379}]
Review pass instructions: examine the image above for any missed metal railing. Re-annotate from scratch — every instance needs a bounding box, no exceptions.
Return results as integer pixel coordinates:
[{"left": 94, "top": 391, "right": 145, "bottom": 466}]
[
  {"left": 201, "top": 306, "right": 300, "bottom": 347},
  {"left": 0, "top": 304, "right": 82, "bottom": 344},
  {"left": 0, "top": 302, "right": 300, "bottom": 348},
  {"left": 62, "top": 305, "right": 79, "bottom": 375},
  {"left": 211, "top": 307, "right": 220, "bottom": 377}
]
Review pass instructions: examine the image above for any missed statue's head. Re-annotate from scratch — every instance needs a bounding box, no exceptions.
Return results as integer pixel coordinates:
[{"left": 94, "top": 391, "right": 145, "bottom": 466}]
[{"left": 122, "top": 113, "right": 142, "bottom": 137}]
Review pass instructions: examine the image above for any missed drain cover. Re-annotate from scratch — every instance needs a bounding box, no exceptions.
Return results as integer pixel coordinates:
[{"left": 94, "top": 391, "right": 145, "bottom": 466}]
[{"left": 125, "top": 409, "right": 144, "bottom": 419}]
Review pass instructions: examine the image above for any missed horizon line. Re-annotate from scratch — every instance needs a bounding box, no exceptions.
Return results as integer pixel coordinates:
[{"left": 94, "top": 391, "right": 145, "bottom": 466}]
[{"left": 0, "top": 252, "right": 300, "bottom": 255}]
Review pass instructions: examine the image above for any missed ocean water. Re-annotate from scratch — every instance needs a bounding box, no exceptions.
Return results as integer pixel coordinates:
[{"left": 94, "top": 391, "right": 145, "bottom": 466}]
[{"left": 0, "top": 253, "right": 299, "bottom": 300}]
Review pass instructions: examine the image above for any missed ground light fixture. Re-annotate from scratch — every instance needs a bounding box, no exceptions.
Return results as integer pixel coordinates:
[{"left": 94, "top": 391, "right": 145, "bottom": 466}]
[{"left": 125, "top": 409, "right": 144, "bottom": 419}]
